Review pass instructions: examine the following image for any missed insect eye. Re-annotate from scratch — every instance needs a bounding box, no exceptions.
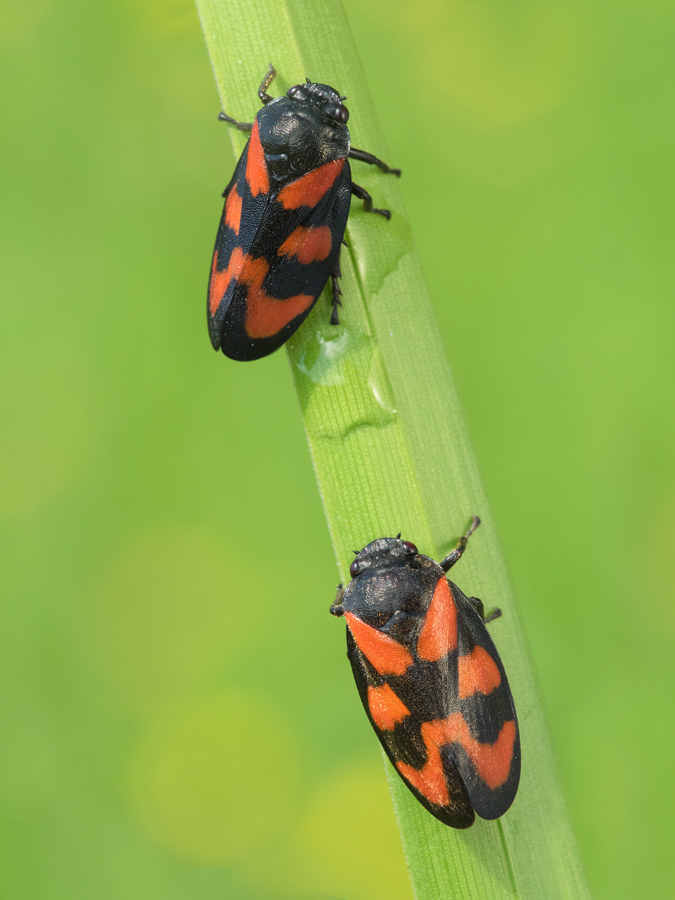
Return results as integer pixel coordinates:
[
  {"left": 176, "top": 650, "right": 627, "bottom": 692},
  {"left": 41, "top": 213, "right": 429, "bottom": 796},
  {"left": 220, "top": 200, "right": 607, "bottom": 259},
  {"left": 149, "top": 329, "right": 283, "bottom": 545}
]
[
  {"left": 350, "top": 559, "right": 360, "bottom": 577},
  {"left": 324, "top": 102, "right": 349, "bottom": 124},
  {"left": 401, "top": 541, "right": 418, "bottom": 556}
]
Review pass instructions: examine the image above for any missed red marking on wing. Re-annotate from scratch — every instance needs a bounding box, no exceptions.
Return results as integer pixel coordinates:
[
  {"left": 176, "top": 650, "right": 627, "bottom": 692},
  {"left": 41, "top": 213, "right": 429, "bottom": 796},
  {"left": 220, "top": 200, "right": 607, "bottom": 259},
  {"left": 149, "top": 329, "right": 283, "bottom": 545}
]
[
  {"left": 277, "top": 158, "right": 345, "bottom": 210},
  {"left": 224, "top": 183, "right": 242, "bottom": 235},
  {"left": 416, "top": 577, "right": 458, "bottom": 661},
  {"left": 345, "top": 612, "right": 414, "bottom": 676},
  {"left": 209, "top": 248, "right": 314, "bottom": 337},
  {"left": 396, "top": 713, "right": 516, "bottom": 804},
  {"left": 245, "top": 121, "right": 269, "bottom": 197},
  {"left": 278, "top": 225, "right": 332, "bottom": 264},
  {"left": 458, "top": 645, "right": 501, "bottom": 699},
  {"left": 396, "top": 727, "right": 450, "bottom": 807},
  {"left": 439, "top": 714, "right": 516, "bottom": 790},
  {"left": 367, "top": 683, "right": 410, "bottom": 731},
  {"left": 209, "top": 247, "right": 247, "bottom": 317},
  {"left": 245, "top": 280, "right": 314, "bottom": 339}
]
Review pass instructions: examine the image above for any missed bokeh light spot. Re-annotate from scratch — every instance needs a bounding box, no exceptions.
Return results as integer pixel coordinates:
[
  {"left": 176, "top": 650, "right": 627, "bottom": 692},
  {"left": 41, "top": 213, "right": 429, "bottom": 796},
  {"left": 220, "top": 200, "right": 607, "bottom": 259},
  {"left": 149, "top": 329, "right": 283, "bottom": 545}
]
[
  {"left": 126, "top": 692, "right": 300, "bottom": 866},
  {"left": 244, "top": 760, "right": 413, "bottom": 900}
]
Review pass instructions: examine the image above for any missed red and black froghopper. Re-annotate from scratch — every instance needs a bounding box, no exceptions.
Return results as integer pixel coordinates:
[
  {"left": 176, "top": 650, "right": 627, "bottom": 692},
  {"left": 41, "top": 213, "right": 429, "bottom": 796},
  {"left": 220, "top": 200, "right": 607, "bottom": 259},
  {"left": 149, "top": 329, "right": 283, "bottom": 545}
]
[
  {"left": 208, "top": 65, "right": 400, "bottom": 361},
  {"left": 330, "top": 517, "right": 520, "bottom": 828}
]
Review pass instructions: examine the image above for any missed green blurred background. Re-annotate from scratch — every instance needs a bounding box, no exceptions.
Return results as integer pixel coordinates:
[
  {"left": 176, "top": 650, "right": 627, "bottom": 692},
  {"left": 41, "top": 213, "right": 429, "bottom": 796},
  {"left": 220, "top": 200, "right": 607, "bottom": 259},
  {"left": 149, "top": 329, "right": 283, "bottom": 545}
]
[{"left": 1, "top": 0, "right": 674, "bottom": 898}]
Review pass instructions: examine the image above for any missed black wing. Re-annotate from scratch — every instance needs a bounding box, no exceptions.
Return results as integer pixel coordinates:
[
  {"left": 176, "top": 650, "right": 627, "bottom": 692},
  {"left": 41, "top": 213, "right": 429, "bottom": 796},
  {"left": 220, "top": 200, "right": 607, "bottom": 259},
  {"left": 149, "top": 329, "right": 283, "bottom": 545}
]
[{"left": 449, "top": 581, "right": 521, "bottom": 820}]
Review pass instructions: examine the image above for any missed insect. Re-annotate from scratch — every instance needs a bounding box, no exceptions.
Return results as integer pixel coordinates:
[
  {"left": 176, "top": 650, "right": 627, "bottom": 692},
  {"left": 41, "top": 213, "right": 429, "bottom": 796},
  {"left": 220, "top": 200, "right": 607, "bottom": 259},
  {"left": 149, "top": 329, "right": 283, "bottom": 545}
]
[
  {"left": 208, "top": 65, "right": 400, "bottom": 361},
  {"left": 330, "top": 516, "right": 520, "bottom": 828}
]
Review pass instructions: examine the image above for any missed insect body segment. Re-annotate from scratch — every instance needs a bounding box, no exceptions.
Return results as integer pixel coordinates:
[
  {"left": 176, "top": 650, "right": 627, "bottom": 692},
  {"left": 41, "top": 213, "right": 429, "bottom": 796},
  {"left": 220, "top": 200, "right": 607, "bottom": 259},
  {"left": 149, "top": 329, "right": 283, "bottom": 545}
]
[
  {"left": 208, "top": 65, "right": 400, "bottom": 361},
  {"left": 330, "top": 517, "right": 520, "bottom": 828}
]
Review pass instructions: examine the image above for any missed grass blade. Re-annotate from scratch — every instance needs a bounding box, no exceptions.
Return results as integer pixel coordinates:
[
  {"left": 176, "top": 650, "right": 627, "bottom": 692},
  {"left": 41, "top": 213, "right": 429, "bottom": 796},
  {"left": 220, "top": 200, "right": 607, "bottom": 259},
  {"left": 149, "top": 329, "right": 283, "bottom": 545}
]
[{"left": 195, "top": 1, "right": 591, "bottom": 896}]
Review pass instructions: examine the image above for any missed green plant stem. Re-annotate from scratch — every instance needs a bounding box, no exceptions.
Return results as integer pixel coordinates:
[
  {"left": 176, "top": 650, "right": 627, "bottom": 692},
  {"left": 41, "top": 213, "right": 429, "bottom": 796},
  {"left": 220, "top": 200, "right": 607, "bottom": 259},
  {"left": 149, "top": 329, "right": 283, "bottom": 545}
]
[{"left": 195, "top": 1, "right": 591, "bottom": 897}]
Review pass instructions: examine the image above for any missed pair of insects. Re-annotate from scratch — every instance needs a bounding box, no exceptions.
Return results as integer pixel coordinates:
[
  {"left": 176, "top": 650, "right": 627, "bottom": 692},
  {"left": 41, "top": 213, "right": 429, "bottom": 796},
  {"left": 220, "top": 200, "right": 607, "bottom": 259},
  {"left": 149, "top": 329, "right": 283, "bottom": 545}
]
[{"left": 210, "top": 69, "right": 519, "bottom": 828}]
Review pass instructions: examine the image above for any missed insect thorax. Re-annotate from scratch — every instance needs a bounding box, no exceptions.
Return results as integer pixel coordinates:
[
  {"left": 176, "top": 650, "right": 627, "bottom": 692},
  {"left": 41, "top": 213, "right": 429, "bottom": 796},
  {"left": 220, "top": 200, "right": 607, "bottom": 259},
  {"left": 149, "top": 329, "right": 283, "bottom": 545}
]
[{"left": 257, "top": 98, "right": 350, "bottom": 177}]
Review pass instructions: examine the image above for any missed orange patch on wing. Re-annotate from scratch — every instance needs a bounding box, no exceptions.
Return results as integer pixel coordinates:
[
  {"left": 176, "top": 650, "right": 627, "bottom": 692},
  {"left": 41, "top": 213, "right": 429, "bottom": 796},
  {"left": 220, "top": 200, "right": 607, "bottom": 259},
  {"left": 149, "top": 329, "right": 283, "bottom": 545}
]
[
  {"left": 367, "top": 683, "right": 410, "bottom": 731},
  {"left": 224, "top": 183, "right": 243, "bottom": 234},
  {"left": 209, "top": 248, "right": 314, "bottom": 337},
  {"left": 458, "top": 645, "right": 501, "bottom": 699},
  {"left": 344, "top": 612, "right": 413, "bottom": 676},
  {"left": 416, "top": 578, "right": 458, "bottom": 661},
  {"left": 435, "top": 714, "right": 516, "bottom": 790},
  {"left": 245, "top": 282, "right": 314, "bottom": 339},
  {"left": 396, "top": 713, "right": 516, "bottom": 805},
  {"left": 396, "top": 730, "right": 450, "bottom": 807},
  {"left": 245, "top": 121, "right": 269, "bottom": 197},
  {"left": 209, "top": 247, "right": 247, "bottom": 317},
  {"left": 277, "top": 158, "right": 345, "bottom": 209},
  {"left": 278, "top": 225, "right": 332, "bottom": 264}
]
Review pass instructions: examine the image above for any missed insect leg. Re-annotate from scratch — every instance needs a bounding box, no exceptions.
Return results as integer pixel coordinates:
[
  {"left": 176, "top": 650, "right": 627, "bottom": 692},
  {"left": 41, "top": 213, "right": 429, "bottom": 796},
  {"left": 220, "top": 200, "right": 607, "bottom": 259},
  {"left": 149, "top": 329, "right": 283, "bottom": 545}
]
[
  {"left": 217, "top": 111, "right": 253, "bottom": 131},
  {"left": 349, "top": 147, "right": 401, "bottom": 177},
  {"left": 351, "top": 182, "right": 391, "bottom": 219},
  {"left": 217, "top": 64, "right": 277, "bottom": 129},
  {"left": 330, "top": 248, "right": 343, "bottom": 325},
  {"left": 440, "top": 515, "right": 481, "bottom": 572},
  {"left": 330, "top": 584, "right": 346, "bottom": 616},
  {"left": 258, "top": 63, "right": 277, "bottom": 104},
  {"left": 467, "top": 595, "right": 502, "bottom": 624}
]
